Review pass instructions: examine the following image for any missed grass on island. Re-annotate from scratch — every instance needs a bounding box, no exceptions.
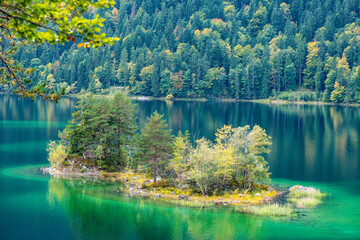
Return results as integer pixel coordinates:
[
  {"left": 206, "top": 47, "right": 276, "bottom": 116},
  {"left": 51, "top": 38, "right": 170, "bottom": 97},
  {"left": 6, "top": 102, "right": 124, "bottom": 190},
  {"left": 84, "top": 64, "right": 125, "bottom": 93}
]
[
  {"left": 238, "top": 203, "right": 296, "bottom": 217},
  {"left": 288, "top": 187, "right": 327, "bottom": 208},
  {"left": 160, "top": 199, "right": 214, "bottom": 208},
  {"left": 101, "top": 169, "right": 278, "bottom": 207}
]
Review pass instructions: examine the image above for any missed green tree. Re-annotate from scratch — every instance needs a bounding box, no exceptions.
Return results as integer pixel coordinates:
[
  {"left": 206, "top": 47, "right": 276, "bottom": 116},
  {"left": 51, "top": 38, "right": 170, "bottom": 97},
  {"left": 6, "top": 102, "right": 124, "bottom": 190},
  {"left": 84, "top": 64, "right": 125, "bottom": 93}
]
[
  {"left": 230, "top": 125, "right": 272, "bottom": 190},
  {"left": 169, "top": 131, "right": 192, "bottom": 185},
  {"left": 188, "top": 138, "right": 217, "bottom": 195},
  {"left": 284, "top": 54, "right": 296, "bottom": 91},
  {"left": 135, "top": 111, "right": 173, "bottom": 183},
  {"left": 330, "top": 81, "right": 345, "bottom": 103},
  {"left": 303, "top": 41, "right": 320, "bottom": 89},
  {"left": 351, "top": 66, "right": 360, "bottom": 101},
  {"left": 323, "top": 70, "right": 337, "bottom": 102},
  {"left": 295, "top": 34, "right": 307, "bottom": 88},
  {"left": 63, "top": 92, "right": 137, "bottom": 169},
  {"left": 0, "top": 0, "right": 119, "bottom": 100},
  {"left": 336, "top": 55, "right": 350, "bottom": 86},
  {"left": 213, "top": 125, "right": 235, "bottom": 190}
]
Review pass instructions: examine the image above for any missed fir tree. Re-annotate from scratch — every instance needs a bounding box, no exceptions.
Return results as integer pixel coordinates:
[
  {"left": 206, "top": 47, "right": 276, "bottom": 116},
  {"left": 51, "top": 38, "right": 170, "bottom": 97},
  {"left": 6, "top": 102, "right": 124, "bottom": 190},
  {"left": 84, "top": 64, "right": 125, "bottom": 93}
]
[{"left": 135, "top": 111, "right": 173, "bottom": 183}]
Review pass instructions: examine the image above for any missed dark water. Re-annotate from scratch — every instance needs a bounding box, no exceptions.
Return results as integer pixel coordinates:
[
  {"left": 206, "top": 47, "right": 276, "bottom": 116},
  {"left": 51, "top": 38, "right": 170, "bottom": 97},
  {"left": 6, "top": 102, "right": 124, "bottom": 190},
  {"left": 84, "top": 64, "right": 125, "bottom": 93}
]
[{"left": 1, "top": 95, "right": 360, "bottom": 240}]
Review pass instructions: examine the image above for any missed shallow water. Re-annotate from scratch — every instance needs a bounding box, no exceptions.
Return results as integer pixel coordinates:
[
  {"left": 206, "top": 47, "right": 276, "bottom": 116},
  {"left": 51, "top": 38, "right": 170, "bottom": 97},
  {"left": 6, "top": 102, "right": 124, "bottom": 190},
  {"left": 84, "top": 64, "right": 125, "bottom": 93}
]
[{"left": 0, "top": 95, "right": 359, "bottom": 240}]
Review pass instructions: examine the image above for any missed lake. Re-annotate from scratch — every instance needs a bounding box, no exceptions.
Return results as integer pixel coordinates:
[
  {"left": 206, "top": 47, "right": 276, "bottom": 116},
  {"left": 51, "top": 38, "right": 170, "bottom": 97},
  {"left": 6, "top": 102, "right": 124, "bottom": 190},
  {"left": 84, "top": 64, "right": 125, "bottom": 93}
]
[{"left": 0, "top": 95, "right": 360, "bottom": 240}]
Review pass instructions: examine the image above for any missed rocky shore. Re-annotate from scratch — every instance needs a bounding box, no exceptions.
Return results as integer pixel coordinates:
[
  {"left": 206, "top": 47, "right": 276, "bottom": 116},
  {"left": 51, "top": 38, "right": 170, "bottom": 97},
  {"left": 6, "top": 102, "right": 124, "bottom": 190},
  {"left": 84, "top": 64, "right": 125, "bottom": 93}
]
[
  {"left": 42, "top": 166, "right": 100, "bottom": 178},
  {"left": 42, "top": 167, "right": 279, "bottom": 207}
]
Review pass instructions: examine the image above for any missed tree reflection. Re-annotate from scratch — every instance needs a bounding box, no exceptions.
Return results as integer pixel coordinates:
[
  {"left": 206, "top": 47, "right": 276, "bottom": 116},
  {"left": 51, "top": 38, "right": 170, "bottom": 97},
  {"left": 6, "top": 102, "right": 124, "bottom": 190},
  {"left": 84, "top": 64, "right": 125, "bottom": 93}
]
[{"left": 47, "top": 177, "right": 266, "bottom": 240}]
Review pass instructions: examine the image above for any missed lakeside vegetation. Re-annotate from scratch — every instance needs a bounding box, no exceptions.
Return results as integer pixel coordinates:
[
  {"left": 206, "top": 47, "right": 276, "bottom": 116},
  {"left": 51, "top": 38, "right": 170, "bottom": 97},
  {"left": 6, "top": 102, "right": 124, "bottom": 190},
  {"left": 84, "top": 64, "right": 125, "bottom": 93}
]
[
  {"left": 288, "top": 185, "right": 328, "bottom": 208},
  {"left": 48, "top": 91, "right": 273, "bottom": 195},
  {"left": 239, "top": 203, "right": 296, "bottom": 217}
]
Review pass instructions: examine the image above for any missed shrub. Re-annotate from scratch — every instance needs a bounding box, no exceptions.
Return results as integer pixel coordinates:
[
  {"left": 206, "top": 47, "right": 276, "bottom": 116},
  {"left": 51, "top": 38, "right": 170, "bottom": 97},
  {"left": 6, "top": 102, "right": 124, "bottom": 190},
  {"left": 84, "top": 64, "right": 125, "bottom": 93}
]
[
  {"left": 165, "top": 94, "right": 174, "bottom": 100},
  {"left": 47, "top": 141, "right": 68, "bottom": 169}
]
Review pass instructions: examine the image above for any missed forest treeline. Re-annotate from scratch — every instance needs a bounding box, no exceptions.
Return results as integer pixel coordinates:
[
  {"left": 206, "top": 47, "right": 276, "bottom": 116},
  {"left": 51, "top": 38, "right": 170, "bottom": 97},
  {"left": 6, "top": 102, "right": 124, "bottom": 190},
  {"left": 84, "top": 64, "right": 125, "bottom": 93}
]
[{"left": 10, "top": 0, "right": 360, "bottom": 102}]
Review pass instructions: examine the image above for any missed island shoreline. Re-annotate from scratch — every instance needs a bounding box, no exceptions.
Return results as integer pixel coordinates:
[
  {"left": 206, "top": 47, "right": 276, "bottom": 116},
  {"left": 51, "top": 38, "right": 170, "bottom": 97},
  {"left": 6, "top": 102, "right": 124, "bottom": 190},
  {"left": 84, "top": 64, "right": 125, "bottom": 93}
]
[{"left": 41, "top": 166, "right": 280, "bottom": 207}]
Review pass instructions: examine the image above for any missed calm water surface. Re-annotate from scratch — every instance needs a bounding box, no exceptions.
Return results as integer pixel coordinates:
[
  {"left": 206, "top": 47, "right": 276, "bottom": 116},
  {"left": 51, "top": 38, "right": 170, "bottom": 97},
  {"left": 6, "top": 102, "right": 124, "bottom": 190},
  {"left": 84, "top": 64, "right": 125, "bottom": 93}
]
[{"left": 0, "top": 95, "right": 360, "bottom": 240}]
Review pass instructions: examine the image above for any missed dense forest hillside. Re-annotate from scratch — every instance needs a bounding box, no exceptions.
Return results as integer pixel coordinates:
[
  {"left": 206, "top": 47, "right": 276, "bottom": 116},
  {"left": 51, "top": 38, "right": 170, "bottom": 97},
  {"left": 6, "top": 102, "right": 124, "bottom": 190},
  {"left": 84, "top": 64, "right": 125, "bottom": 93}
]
[{"left": 11, "top": 0, "right": 360, "bottom": 102}]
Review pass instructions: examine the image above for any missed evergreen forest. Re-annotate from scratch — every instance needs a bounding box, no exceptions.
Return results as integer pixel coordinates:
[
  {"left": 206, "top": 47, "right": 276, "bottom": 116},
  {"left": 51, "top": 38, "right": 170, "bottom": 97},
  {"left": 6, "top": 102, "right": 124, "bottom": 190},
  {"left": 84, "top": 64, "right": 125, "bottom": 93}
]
[{"left": 9, "top": 0, "right": 360, "bottom": 103}]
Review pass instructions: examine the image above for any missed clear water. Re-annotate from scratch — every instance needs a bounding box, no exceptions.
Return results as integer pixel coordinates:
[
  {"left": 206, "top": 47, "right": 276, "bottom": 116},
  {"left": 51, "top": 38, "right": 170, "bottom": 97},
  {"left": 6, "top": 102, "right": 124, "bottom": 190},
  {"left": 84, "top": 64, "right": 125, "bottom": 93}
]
[{"left": 1, "top": 95, "right": 359, "bottom": 240}]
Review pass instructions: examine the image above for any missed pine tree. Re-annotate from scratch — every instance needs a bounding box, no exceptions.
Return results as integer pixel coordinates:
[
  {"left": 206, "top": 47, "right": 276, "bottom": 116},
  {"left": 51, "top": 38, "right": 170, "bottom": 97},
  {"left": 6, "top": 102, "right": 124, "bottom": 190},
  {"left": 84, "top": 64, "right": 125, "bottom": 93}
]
[
  {"left": 135, "top": 111, "right": 173, "bottom": 182},
  {"left": 64, "top": 92, "right": 137, "bottom": 168},
  {"left": 284, "top": 54, "right": 296, "bottom": 91}
]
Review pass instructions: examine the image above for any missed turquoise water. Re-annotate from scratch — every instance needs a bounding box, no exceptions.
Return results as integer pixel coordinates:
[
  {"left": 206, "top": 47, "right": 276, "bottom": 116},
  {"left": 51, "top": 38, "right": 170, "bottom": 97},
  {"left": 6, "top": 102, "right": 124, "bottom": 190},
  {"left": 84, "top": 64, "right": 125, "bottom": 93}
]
[{"left": 0, "top": 95, "right": 360, "bottom": 239}]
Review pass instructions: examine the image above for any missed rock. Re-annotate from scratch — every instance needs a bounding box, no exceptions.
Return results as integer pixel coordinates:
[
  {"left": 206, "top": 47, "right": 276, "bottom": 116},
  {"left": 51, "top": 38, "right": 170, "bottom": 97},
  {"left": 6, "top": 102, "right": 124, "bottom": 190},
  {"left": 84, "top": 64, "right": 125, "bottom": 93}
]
[
  {"left": 255, "top": 193, "right": 261, "bottom": 197},
  {"left": 289, "top": 185, "right": 301, "bottom": 191},
  {"left": 179, "top": 194, "right": 187, "bottom": 200},
  {"left": 289, "top": 185, "right": 316, "bottom": 193}
]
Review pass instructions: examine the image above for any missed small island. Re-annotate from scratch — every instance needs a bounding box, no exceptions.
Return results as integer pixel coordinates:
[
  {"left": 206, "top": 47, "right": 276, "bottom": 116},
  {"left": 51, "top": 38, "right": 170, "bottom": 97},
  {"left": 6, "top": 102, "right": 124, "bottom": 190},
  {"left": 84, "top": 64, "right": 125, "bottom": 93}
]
[{"left": 44, "top": 92, "right": 326, "bottom": 216}]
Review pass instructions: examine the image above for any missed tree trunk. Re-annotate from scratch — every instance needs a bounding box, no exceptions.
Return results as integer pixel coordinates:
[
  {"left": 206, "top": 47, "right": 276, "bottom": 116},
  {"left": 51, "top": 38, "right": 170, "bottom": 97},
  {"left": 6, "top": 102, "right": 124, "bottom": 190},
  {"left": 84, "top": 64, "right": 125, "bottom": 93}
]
[
  {"left": 153, "top": 156, "right": 157, "bottom": 183},
  {"left": 299, "top": 62, "right": 302, "bottom": 88},
  {"left": 197, "top": 181, "right": 205, "bottom": 196}
]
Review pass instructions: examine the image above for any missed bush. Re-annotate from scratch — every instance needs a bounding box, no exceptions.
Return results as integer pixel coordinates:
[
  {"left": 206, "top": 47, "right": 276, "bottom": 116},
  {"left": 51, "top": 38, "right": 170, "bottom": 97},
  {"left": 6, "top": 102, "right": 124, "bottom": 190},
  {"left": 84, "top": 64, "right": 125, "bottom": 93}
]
[
  {"left": 47, "top": 141, "right": 68, "bottom": 169},
  {"left": 165, "top": 94, "right": 174, "bottom": 100},
  {"left": 274, "top": 91, "right": 316, "bottom": 102}
]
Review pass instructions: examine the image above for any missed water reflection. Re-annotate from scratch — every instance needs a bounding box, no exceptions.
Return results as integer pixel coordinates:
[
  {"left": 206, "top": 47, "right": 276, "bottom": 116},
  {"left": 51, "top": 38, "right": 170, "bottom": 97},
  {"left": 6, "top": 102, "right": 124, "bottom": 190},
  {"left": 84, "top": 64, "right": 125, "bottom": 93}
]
[
  {"left": 1, "top": 94, "right": 359, "bottom": 183},
  {"left": 0, "top": 94, "right": 75, "bottom": 122},
  {"left": 136, "top": 101, "right": 360, "bottom": 182},
  {"left": 47, "top": 177, "right": 265, "bottom": 240}
]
